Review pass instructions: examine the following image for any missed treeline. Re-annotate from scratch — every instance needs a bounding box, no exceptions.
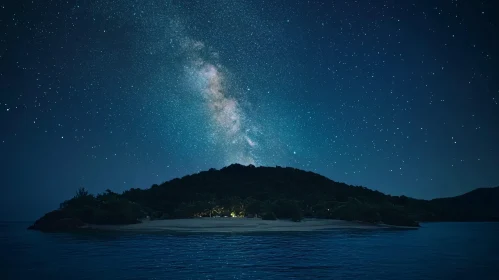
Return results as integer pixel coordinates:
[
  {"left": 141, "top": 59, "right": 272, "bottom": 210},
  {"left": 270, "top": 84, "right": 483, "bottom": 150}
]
[
  {"left": 30, "top": 164, "right": 499, "bottom": 231},
  {"left": 59, "top": 188, "right": 144, "bottom": 224}
]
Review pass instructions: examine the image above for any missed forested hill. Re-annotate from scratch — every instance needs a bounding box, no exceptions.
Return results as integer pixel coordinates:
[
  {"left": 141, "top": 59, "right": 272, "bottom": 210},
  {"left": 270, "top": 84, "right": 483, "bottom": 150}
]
[
  {"left": 426, "top": 186, "right": 499, "bottom": 222},
  {"left": 28, "top": 164, "right": 499, "bottom": 231}
]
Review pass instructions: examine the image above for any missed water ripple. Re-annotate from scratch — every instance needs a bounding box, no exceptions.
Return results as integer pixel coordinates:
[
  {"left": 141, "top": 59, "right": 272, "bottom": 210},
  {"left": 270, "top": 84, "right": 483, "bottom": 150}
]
[{"left": 2, "top": 223, "right": 499, "bottom": 280}]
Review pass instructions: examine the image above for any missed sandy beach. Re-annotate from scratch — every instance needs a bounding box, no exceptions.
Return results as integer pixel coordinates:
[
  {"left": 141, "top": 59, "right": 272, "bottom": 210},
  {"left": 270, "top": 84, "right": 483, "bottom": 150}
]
[{"left": 89, "top": 218, "right": 393, "bottom": 233}]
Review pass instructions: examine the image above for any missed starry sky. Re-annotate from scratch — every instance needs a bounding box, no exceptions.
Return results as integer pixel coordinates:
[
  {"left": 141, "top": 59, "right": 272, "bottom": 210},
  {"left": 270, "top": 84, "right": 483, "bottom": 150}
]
[{"left": 1, "top": 0, "right": 498, "bottom": 221}]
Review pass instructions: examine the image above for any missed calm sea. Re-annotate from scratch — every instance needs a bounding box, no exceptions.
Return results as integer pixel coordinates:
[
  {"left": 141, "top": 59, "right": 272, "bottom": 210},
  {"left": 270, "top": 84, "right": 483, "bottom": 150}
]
[{"left": 2, "top": 222, "right": 499, "bottom": 280}]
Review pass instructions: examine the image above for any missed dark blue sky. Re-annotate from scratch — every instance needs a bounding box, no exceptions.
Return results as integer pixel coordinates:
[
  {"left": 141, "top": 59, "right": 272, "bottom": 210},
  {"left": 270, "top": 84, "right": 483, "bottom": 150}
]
[{"left": 1, "top": 0, "right": 498, "bottom": 221}]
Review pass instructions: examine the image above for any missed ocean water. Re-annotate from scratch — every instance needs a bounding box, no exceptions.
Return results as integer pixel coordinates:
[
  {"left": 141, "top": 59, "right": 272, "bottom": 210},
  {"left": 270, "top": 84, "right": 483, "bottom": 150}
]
[{"left": 2, "top": 222, "right": 499, "bottom": 280}]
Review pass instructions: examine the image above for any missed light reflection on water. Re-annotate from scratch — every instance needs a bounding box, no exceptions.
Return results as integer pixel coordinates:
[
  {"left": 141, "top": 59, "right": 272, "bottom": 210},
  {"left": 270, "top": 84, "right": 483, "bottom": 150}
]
[{"left": 2, "top": 222, "right": 499, "bottom": 280}]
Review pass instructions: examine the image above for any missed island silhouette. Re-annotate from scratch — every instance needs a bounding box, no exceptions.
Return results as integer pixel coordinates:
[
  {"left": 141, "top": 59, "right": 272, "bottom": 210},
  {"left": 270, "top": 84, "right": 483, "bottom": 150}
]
[{"left": 29, "top": 164, "right": 499, "bottom": 232}]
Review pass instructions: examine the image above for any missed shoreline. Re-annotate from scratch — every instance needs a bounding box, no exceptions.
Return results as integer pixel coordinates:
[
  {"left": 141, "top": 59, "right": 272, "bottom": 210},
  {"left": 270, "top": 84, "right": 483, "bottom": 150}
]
[{"left": 87, "top": 218, "right": 416, "bottom": 233}]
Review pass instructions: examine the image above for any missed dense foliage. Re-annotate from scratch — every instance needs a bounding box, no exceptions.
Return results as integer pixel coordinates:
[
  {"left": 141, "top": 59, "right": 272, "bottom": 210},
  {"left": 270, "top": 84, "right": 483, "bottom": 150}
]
[
  {"left": 30, "top": 164, "right": 499, "bottom": 231},
  {"left": 58, "top": 188, "right": 145, "bottom": 225}
]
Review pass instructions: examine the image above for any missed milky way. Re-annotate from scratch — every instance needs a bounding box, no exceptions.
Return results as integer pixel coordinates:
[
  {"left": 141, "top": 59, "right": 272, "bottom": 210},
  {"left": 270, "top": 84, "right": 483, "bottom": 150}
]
[
  {"left": 181, "top": 38, "right": 257, "bottom": 165},
  {"left": 1, "top": 0, "right": 499, "bottom": 220}
]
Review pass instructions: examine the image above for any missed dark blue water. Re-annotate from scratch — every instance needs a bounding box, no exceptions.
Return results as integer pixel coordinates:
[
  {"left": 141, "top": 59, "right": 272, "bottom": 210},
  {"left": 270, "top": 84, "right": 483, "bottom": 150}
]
[{"left": 2, "top": 222, "right": 499, "bottom": 280}]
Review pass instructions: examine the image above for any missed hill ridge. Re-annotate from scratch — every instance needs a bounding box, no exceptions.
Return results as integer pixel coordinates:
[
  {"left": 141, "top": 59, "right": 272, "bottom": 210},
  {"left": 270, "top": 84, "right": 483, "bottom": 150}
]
[{"left": 28, "top": 164, "right": 499, "bottom": 231}]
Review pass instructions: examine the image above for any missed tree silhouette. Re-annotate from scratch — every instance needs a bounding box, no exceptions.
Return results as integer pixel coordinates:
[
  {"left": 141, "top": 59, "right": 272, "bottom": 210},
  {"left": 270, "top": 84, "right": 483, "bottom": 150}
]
[{"left": 30, "top": 164, "right": 499, "bottom": 231}]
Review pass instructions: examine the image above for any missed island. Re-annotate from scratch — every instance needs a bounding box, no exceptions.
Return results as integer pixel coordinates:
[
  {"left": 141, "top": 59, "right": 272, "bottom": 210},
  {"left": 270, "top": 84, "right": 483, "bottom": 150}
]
[{"left": 28, "top": 164, "right": 499, "bottom": 232}]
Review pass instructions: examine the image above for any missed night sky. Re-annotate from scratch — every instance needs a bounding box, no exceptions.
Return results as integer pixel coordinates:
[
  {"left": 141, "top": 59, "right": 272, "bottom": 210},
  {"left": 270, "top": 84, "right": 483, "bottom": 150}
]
[{"left": 1, "top": 0, "right": 498, "bottom": 221}]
